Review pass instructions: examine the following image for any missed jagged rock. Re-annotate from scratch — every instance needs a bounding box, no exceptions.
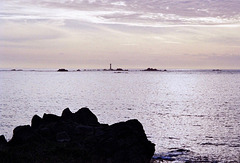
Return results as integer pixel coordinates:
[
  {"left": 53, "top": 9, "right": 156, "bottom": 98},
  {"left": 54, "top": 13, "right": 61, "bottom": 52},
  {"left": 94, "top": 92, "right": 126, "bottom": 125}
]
[
  {"left": 39, "top": 127, "right": 52, "bottom": 138},
  {"left": 0, "top": 107, "right": 155, "bottom": 163},
  {"left": 92, "top": 119, "right": 155, "bottom": 163},
  {"left": 74, "top": 125, "right": 94, "bottom": 137},
  {"left": 31, "top": 115, "right": 42, "bottom": 129},
  {"left": 0, "top": 135, "right": 7, "bottom": 148},
  {"left": 42, "top": 113, "right": 60, "bottom": 124},
  {"left": 74, "top": 107, "right": 100, "bottom": 125},
  {"left": 56, "top": 131, "right": 71, "bottom": 142},
  {"left": 61, "top": 108, "right": 73, "bottom": 120},
  {"left": 8, "top": 125, "right": 36, "bottom": 145}
]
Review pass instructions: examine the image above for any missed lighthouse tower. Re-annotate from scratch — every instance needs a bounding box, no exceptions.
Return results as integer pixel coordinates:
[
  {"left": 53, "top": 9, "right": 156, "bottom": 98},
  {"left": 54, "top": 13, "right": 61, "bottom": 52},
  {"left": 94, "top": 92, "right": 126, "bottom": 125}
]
[{"left": 110, "top": 63, "right": 112, "bottom": 70}]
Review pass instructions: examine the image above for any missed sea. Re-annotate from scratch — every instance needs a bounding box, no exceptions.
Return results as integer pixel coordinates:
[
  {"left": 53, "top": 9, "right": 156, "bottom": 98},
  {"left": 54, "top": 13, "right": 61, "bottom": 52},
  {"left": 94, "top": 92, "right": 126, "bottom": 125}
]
[{"left": 0, "top": 69, "right": 240, "bottom": 162}]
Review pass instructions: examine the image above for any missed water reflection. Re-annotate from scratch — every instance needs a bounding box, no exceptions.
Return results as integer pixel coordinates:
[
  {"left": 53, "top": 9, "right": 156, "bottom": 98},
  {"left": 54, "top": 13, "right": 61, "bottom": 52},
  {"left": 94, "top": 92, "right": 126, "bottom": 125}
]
[{"left": 0, "top": 70, "right": 240, "bottom": 161}]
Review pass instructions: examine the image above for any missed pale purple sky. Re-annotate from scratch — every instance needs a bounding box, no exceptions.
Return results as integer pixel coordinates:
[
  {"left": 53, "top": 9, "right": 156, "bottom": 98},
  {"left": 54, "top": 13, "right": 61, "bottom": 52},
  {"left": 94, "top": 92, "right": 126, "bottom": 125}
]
[{"left": 1, "top": 0, "right": 240, "bottom": 69}]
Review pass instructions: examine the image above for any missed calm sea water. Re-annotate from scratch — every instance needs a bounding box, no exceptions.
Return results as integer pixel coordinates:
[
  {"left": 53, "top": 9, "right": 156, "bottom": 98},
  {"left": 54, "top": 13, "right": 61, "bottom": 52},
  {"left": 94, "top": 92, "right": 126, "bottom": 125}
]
[{"left": 0, "top": 70, "right": 240, "bottom": 162}]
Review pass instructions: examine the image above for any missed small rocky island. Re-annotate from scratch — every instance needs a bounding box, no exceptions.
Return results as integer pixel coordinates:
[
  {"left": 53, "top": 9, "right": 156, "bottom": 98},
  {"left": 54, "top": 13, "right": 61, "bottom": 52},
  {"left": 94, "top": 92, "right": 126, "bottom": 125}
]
[
  {"left": 0, "top": 108, "right": 155, "bottom": 163},
  {"left": 143, "top": 68, "right": 167, "bottom": 72},
  {"left": 143, "top": 68, "right": 158, "bottom": 71},
  {"left": 57, "top": 68, "right": 68, "bottom": 72}
]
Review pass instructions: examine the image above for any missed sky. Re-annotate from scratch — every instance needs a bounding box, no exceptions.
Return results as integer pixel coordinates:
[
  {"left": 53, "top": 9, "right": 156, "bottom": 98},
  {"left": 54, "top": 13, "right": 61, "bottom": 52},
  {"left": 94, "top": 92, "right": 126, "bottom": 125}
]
[{"left": 0, "top": 0, "right": 240, "bottom": 69}]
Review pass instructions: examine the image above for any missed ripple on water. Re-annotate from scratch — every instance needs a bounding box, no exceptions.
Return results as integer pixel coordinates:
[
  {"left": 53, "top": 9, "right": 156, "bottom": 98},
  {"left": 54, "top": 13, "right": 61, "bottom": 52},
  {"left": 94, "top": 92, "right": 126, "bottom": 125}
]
[{"left": 0, "top": 70, "right": 240, "bottom": 162}]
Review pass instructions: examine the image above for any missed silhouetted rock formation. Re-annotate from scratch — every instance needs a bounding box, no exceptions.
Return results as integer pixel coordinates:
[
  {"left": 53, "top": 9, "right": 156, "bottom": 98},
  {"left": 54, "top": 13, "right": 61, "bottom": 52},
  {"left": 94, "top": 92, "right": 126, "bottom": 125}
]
[
  {"left": 0, "top": 135, "right": 7, "bottom": 149},
  {"left": 115, "top": 68, "right": 128, "bottom": 71},
  {"left": 143, "top": 68, "right": 158, "bottom": 71},
  {"left": 57, "top": 68, "right": 68, "bottom": 72},
  {"left": 0, "top": 108, "right": 155, "bottom": 163},
  {"left": 212, "top": 69, "right": 221, "bottom": 72},
  {"left": 11, "top": 69, "right": 23, "bottom": 71}
]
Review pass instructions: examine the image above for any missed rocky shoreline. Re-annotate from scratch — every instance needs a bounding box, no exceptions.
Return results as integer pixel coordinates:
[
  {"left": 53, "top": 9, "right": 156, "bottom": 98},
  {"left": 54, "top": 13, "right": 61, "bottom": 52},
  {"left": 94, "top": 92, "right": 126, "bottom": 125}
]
[{"left": 0, "top": 108, "right": 155, "bottom": 163}]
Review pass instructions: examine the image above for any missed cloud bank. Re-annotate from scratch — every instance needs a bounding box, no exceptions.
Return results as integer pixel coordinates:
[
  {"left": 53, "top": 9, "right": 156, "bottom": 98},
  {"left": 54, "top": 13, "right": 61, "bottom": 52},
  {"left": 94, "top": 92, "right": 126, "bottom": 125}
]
[
  {"left": 1, "top": 0, "right": 240, "bottom": 27},
  {"left": 1, "top": 0, "right": 240, "bottom": 69}
]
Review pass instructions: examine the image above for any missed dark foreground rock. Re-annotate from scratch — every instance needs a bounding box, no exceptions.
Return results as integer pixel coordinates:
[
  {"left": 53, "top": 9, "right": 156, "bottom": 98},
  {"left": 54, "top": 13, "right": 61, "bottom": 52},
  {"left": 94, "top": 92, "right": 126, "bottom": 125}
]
[{"left": 0, "top": 107, "right": 155, "bottom": 163}]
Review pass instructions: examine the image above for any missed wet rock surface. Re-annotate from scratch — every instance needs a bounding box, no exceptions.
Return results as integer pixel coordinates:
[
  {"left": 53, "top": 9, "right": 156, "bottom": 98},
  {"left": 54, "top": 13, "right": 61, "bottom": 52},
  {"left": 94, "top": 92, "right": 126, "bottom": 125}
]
[{"left": 0, "top": 107, "right": 155, "bottom": 163}]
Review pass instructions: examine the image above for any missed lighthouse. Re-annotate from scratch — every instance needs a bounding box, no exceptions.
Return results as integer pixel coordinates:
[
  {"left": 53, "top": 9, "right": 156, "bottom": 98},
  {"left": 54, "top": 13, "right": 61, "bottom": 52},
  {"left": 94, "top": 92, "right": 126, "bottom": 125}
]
[{"left": 110, "top": 63, "right": 112, "bottom": 70}]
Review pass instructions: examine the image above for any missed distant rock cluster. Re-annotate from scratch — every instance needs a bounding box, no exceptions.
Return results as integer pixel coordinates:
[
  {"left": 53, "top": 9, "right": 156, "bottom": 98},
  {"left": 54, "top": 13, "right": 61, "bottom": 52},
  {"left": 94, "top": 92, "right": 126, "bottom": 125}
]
[
  {"left": 57, "top": 68, "right": 68, "bottom": 72},
  {"left": 56, "top": 68, "right": 167, "bottom": 72},
  {"left": 0, "top": 108, "right": 155, "bottom": 163},
  {"left": 143, "top": 68, "right": 167, "bottom": 71}
]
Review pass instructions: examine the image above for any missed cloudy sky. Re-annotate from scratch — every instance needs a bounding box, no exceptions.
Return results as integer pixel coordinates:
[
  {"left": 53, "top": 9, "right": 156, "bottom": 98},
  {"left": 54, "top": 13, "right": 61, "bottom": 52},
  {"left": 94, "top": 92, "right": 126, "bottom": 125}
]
[{"left": 1, "top": 0, "right": 240, "bottom": 69}]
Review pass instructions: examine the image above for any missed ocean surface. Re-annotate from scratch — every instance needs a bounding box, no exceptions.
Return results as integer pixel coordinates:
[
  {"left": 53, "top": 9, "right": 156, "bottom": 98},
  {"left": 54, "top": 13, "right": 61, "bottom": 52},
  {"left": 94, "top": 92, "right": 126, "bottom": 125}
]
[{"left": 0, "top": 69, "right": 240, "bottom": 162}]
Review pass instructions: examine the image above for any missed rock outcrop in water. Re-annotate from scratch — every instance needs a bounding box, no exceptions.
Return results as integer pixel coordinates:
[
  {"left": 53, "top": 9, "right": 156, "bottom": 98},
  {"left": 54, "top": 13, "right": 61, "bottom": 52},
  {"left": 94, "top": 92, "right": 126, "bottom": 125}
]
[
  {"left": 0, "top": 108, "right": 155, "bottom": 163},
  {"left": 57, "top": 68, "right": 68, "bottom": 72},
  {"left": 143, "top": 68, "right": 158, "bottom": 71}
]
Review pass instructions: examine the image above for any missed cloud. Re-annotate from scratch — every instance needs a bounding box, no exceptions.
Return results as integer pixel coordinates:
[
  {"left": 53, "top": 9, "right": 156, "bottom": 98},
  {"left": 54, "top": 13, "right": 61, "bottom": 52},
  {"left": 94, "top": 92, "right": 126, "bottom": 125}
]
[
  {"left": 0, "top": 21, "right": 66, "bottom": 42},
  {"left": 1, "top": 0, "right": 240, "bottom": 69},
  {"left": 1, "top": 0, "right": 240, "bottom": 27}
]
